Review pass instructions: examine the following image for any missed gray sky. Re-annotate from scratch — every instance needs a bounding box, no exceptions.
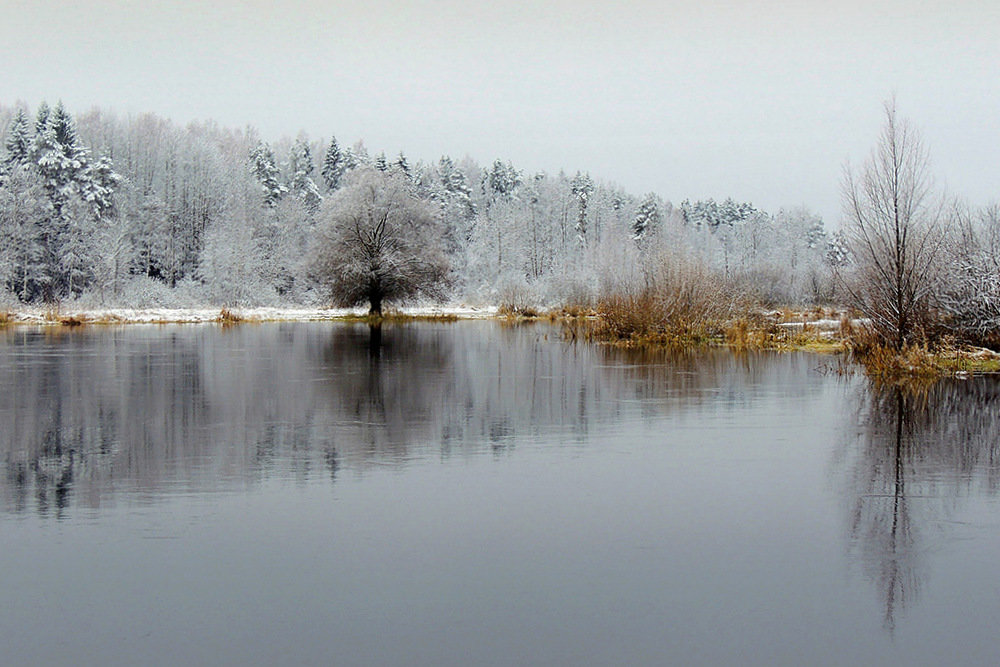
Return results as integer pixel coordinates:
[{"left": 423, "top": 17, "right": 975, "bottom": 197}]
[{"left": 2, "top": 0, "right": 998, "bottom": 224}]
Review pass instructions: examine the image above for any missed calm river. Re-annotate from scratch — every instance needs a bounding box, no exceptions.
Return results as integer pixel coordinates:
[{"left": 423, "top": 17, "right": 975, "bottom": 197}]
[{"left": 1, "top": 321, "right": 999, "bottom": 665}]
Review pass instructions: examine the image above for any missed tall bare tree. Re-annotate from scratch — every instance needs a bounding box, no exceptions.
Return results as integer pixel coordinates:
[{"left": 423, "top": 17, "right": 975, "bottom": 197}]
[{"left": 843, "top": 99, "right": 949, "bottom": 349}]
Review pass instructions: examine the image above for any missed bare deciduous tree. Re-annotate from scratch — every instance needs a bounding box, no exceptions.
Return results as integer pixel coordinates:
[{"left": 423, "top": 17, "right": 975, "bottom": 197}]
[
  {"left": 842, "top": 99, "right": 949, "bottom": 349},
  {"left": 313, "top": 169, "right": 448, "bottom": 315}
]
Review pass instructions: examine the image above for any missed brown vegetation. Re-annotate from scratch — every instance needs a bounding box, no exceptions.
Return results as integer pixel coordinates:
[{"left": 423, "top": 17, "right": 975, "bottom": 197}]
[
  {"left": 497, "top": 303, "right": 541, "bottom": 318},
  {"left": 844, "top": 322, "right": 1000, "bottom": 381},
  {"left": 591, "top": 259, "right": 736, "bottom": 347},
  {"left": 218, "top": 308, "right": 245, "bottom": 324}
]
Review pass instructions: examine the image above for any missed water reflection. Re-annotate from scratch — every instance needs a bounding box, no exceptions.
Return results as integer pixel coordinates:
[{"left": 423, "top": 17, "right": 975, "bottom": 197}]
[
  {"left": 843, "top": 379, "right": 1000, "bottom": 633},
  {"left": 0, "top": 322, "right": 820, "bottom": 517}
]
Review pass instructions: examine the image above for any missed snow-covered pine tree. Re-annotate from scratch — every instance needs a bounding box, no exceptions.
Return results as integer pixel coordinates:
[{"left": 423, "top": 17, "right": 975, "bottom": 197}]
[
  {"left": 394, "top": 152, "right": 411, "bottom": 179},
  {"left": 3, "top": 109, "right": 31, "bottom": 171},
  {"left": 81, "top": 154, "right": 121, "bottom": 218},
  {"left": 35, "top": 101, "right": 91, "bottom": 212},
  {"left": 320, "top": 135, "right": 344, "bottom": 191},
  {"left": 430, "top": 155, "right": 477, "bottom": 258},
  {"left": 825, "top": 230, "right": 850, "bottom": 268},
  {"left": 482, "top": 159, "right": 521, "bottom": 201},
  {"left": 633, "top": 193, "right": 662, "bottom": 241},
  {"left": 287, "top": 139, "right": 322, "bottom": 214},
  {"left": 250, "top": 141, "right": 288, "bottom": 208},
  {"left": 33, "top": 102, "right": 50, "bottom": 140},
  {"left": 570, "top": 171, "right": 594, "bottom": 244},
  {"left": 30, "top": 102, "right": 103, "bottom": 298}
]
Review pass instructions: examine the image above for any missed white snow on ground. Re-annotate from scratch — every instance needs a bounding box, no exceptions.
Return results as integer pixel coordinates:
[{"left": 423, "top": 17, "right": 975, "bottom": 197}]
[
  {"left": 775, "top": 318, "right": 844, "bottom": 331},
  {"left": 4, "top": 304, "right": 499, "bottom": 325}
]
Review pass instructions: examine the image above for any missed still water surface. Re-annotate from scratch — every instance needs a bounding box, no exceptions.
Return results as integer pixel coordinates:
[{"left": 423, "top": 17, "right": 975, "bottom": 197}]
[{"left": 1, "top": 321, "right": 999, "bottom": 665}]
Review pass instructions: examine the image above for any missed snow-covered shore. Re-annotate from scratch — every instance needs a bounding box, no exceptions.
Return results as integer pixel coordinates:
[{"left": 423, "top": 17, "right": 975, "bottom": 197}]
[{"left": 2, "top": 304, "right": 499, "bottom": 325}]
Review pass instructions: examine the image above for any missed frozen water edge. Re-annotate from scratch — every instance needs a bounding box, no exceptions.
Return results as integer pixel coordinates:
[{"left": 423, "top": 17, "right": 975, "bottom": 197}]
[{"left": 4, "top": 304, "right": 500, "bottom": 325}]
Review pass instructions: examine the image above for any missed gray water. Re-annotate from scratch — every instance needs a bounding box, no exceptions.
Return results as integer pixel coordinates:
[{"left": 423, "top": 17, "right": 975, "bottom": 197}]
[{"left": 2, "top": 321, "right": 999, "bottom": 666}]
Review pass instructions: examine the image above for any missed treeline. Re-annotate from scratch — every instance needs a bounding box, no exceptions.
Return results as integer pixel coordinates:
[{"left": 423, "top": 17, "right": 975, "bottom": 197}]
[{"left": 0, "top": 101, "right": 845, "bottom": 309}]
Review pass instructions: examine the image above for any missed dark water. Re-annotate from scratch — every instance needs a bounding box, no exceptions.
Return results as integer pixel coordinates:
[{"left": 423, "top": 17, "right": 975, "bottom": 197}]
[{"left": 2, "top": 322, "right": 999, "bottom": 666}]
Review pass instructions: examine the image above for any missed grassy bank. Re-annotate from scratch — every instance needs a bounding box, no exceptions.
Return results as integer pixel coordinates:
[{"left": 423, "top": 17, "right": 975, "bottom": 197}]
[
  {"left": 0, "top": 305, "right": 493, "bottom": 327},
  {"left": 5, "top": 300, "right": 998, "bottom": 379},
  {"left": 584, "top": 291, "right": 1000, "bottom": 378},
  {"left": 846, "top": 332, "right": 1000, "bottom": 379},
  {"left": 586, "top": 290, "right": 845, "bottom": 351}
]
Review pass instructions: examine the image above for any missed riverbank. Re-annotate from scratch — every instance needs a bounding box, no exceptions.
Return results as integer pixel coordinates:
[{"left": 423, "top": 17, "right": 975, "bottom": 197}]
[
  {"left": 575, "top": 304, "right": 1000, "bottom": 378},
  {"left": 0, "top": 304, "right": 499, "bottom": 326},
  {"left": 3, "top": 302, "right": 998, "bottom": 378}
]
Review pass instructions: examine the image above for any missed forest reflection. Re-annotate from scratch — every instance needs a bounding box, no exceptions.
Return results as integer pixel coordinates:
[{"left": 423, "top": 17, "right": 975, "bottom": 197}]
[
  {"left": 843, "top": 379, "right": 1000, "bottom": 633},
  {"left": 0, "top": 322, "right": 820, "bottom": 517}
]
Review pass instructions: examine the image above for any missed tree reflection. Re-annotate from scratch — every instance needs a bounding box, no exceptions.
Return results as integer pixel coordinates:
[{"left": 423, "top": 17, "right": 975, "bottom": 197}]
[
  {"left": 844, "top": 379, "right": 1000, "bottom": 633},
  {"left": 0, "top": 323, "right": 830, "bottom": 517},
  {"left": 368, "top": 323, "right": 382, "bottom": 359}
]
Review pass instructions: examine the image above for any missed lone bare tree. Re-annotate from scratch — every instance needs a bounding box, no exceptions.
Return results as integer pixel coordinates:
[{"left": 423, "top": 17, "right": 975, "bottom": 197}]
[
  {"left": 842, "top": 99, "right": 949, "bottom": 350},
  {"left": 313, "top": 169, "right": 449, "bottom": 315}
]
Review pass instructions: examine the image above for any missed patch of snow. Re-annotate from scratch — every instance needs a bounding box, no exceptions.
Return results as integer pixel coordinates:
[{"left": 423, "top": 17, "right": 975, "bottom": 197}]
[{"left": 4, "top": 303, "right": 500, "bottom": 325}]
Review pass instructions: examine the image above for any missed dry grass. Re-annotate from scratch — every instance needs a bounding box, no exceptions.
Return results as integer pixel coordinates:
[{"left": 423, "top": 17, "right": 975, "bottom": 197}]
[
  {"left": 0, "top": 311, "right": 10, "bottom": 327},
  {"left": 497, "top": 303, "right": 541, "bottom": 318},
  {"left": 59, "top": 315, "right": 85, "bottom": 327},
  {"left": 217, "top": 308, "right": 260, "bottom": 325},
  {"left": 593, "top": 292, "right": 672, "bottom": 343},
  {"left": 335, "top": 310, "right": 460, "bottom": 324},
  {"left": 724, "top": 315, "right": 786, "bottom": 349},
  {"left": 723, "top": 314, "right": 843, "bottom": 352},
  {"left": 592, "top": 289, "right": 728, "bottom": 348},
  {"left": 838, "top": 313, "right": 856, "bottom": 339},
  {"left": 86, "top": 314, "right": 128, "bottom": 324},
  {"left": 593, "top": 257, "right": 742, "bottom": 347},
  {"left": 846, "top": 326, "right": 948, "bottom": 382},
  {"left": 548, "top": 305, "right": 595, "bottom": 320}
]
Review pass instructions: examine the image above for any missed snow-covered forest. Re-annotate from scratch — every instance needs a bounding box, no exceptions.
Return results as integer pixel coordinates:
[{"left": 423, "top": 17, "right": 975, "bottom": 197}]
[{"left": 1, "top": 101, "right": 848, "bottom": 310}]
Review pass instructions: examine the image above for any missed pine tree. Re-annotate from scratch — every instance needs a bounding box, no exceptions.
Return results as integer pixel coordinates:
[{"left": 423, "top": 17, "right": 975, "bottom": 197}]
[
  {"left": 633, "top": 193, "right": 662, "bottom": 240},
  {"left": 570, "top": 172, "right": 594, "bottom": 243},
  {"left": 3, "top": 109, "right": 32, "bottom": 169},
  {"left": 320, "top": 136, "right": 344, "bottom": 191},
  {"left": 394, "top": 152, "right": 411, "bottom": 179},
  {"left": 374, "top": 152, "right": 388, "bottom": 172},
  {"left": 805, "top": 218, "right": 826, "bottom": 249},
  {"left": 35, "top": 101, "right": 91, "bottom": 210},
  {"left": 39, "top": 103, "right": 94, "bottom": 212},
  {"left": 50, "top": 102, "right": 80, "bottom": 150},
  {"left": 825, "top": 230, "right": 850, "bottom": 268},
  {"left": 483, "top": 160, "right": 521, "bottom": 201},
  {"left": 27, "top": 102, "right": 101, "bottom": 299},
  {"left": 250, "top": 142, "right": 287, "bottom": 208},
  {"left": 33, "top": 101, "right": 50, "bottom": 139},
  {"left": 287, "top": 139, "right": 322, "bottom": 214},
  {"left": 80, "top": 154, "right": 121, "bottom": 218},
  {"left": 437, "top": 155, "right": 474, "bottom": 217}
]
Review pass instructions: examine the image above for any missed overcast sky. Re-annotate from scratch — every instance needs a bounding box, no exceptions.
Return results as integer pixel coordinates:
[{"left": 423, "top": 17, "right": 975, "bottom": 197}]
[{"left": 2, "top": 0, "right": 997, "bottom": 224}]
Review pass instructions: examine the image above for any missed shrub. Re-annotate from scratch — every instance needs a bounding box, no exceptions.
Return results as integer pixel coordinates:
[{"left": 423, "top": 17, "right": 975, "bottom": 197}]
[{"left": 593, "top": 257, "right": 737, "bottom": 345}]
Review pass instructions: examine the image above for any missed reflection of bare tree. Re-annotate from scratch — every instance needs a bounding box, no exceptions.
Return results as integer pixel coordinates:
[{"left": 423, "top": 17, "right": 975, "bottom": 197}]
[
  {"left": 844, "top": 379, "right": 1000, "bottom": 633},
  {"left": 848, "top": 388, "right": 920, "bottom": 635}
]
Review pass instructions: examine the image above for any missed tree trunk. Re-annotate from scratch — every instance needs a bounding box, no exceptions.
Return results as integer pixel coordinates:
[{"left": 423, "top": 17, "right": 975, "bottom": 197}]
[{"left": 369, "top": 291, "right": 383, "bottom": 316}]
